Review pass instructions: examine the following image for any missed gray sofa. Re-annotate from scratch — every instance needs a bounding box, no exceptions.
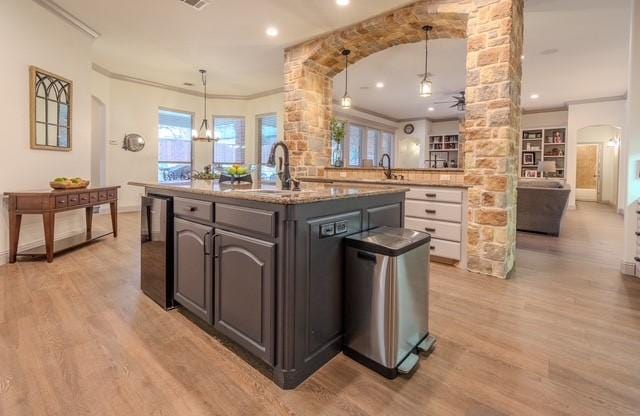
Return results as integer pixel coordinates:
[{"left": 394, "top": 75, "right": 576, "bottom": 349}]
[{"left": 517, "top": 180, "right": 571, "bottom": 236}]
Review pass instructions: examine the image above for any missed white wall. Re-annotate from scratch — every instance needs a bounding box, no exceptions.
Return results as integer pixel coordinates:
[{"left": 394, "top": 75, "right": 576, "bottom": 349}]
[
  {"left": 91, "top": 71, "right": 284, "bottom": 209},
  {"left": 0, "top": 1, "right": 93, "bottom": 263},
  {"left": 623, "top": 0, "right": 640, "bottom": 274},
  {"left": 396, "top": 119, "right": 428, "bottom": 168},
  {"left": 522, "top": 110, "right": 568, "bottom": 130},
  {"left": 576, "top": 125, "right": 621, "bottom": 205},
  {"left": 429, "top": 120, "right": 460, "bottom": 136},
  {"left": 567, "top": 100, "right": 627, "bottom": 209}
]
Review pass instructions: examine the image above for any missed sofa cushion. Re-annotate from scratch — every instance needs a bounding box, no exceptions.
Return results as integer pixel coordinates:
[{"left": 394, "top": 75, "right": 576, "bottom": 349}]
[{"left": 517, "top": 180, "right": 564, "bottom": 189}]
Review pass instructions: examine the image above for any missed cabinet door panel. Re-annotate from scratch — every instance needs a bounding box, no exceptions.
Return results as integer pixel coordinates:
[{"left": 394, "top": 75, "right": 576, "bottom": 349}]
[
  {"left": 214, "top": 230, "right": 275, "bottom": 365},
  {"left": 174, "top": 218, "right": 213, "bottom": 324}
]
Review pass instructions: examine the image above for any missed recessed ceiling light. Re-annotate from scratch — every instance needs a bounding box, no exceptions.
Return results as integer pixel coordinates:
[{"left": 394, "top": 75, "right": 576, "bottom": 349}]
[
  {"left": 428, "top": 107, "right": 435, "bottom": 112},
  {"left": 521, "top": 55, "right": 525, "bottom": 60},
  {"left": 336, "top": 0, "right": 350, "bottom": 6},
  {"left": 376, "top": 82, "right": 384, "bottom": 88},
  {"left": 530, "top": 93, "right": 540, "bottom": 99},
  {"left": 266, "top": 26, "right": 279, "bottom": 37}
]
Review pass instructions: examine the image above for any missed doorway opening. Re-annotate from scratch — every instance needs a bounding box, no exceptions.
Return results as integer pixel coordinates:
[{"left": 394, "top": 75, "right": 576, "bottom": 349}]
[{"left": 575, "top": 125, "right": 621, "bottom": 205}]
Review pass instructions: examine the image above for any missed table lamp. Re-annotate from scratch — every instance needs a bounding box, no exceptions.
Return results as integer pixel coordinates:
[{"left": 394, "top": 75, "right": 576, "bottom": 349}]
[{"left": 538, "top": 161, "right": 556, "bottom": 179}]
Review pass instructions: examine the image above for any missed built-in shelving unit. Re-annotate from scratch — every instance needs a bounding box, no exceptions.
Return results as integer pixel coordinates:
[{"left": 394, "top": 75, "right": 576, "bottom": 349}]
[
  {"left": 427, "top": 134, "right": 461, "bottom": 169},
  {"left": 520, "top": 127, "right": 567, "bottom": 179}
]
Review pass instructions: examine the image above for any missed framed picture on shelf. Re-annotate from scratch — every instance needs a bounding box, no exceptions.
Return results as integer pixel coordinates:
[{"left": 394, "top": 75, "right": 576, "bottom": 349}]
[
  {"left": 524, "top": 169, "right": 538, "bottom": 178},
  {"left": 522, "top": 151, "right": 536, "bottom": 166}
]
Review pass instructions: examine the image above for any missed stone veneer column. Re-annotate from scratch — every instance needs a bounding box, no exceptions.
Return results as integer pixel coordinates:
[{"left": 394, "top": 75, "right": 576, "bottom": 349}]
[
  {"left": 283, "top": 45, "right": 333, "bottom": 178},
  {"left": 282, "top": 0, "right": 523, "bottom": 279},
  {"left": 464, "top": 0, "right": 524, "bottom": 278}
]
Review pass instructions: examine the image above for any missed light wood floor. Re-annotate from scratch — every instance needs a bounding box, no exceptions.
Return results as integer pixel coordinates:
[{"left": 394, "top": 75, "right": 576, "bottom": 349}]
[{"left": 1, "top": 202, "right": 639, "bottom": 416}]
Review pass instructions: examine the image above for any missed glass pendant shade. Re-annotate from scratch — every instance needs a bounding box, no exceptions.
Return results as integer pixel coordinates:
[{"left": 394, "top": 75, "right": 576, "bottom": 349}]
[
  {"left": 193, "top": 69, "right": 215, "bottom": 142},
  {"left": 419, "top": 79, "right": 432, "bottom": 97},
  {"left": 341, "top": 95, "right": 352, "bottom": 109},
  {"left": 341, "top": 49, "right": 352, "bottom": 109},
  {"left": 420, "top": 25, "right": 433, "bottom": 98}
]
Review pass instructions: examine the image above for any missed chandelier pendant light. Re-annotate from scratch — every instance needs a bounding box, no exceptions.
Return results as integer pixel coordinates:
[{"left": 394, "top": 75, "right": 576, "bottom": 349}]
[
  {"left": 193, "top": 69, "right": 215, "bottom": 142},
  {"left": 341, "top": 49, "right": 352, "bottom": 109},
  {"left": 419, "top": 25, "right": 433, "bottom": 98}
]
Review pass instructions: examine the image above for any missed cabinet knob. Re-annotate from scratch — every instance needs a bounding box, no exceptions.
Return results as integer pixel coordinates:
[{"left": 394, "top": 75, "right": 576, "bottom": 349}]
[
  {"left": 189, "top": 206, "right": 197, "bottom": 212},
  {"left": 430, "top": 246, "right": 436, "bottom": 251}
]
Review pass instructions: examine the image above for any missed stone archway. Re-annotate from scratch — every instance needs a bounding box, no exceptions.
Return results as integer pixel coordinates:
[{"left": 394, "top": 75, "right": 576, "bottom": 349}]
[{"left": 284, "top": 0, "right": 524, "bottom": 278}]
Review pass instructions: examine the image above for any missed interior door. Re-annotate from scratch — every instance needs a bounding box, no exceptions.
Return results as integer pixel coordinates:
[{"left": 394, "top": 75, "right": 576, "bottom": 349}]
[{"left": 576, "top": 143, "right": 601, "bottom": 202}]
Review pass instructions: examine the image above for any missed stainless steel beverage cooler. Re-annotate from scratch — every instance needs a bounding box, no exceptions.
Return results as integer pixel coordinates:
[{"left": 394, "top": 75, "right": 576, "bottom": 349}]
[
  {"left": 343, "top": 227, "right": 436, "bottom": 379},
  {"left": 141, "top": 194, "right": 174, "bottom": 310}
]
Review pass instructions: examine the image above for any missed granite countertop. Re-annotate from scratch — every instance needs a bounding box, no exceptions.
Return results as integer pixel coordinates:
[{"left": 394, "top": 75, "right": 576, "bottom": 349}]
[
  {"left": 299, "top": 176, "right": 471, "bottom": 189},
  {"left": 324, "top": 167, "right": 465, "bottom": 173},
  {"left": 128, "top": 180, "right": 409, "bottom": 205}
]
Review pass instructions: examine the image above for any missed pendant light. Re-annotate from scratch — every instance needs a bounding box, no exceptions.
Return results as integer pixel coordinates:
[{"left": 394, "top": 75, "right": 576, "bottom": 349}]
[
  {"left": 341, "top": 49, "right": 352, "bottom": 109},
  {"left": 192, "top": 69, "right": 214, "bottom": 141},
  {"left": 419, "top": 25, "right": 433, "bottom": 97}
]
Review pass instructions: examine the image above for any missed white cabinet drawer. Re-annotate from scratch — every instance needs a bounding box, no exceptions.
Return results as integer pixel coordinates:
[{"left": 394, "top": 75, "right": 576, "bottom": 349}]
[
  {"left": 405, "top": 217, "right": 461, "bottom": 242},
  {"left": 428, "top": 238, "right": 461, "bottom": 261},
  {"left": 405, "top": 200, "right": 462, "bottom": 222},
  {"left": 406, "top": 187, "right": 463, "bottom": 204}
]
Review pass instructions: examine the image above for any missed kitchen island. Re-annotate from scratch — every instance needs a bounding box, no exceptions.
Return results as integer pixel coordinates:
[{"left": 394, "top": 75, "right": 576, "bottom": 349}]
[{"left": 130, "top": 180, "right": 408, "bottom": 389}]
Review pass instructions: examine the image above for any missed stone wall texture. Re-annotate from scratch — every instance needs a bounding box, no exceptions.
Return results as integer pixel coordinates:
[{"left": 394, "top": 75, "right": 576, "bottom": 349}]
[{"left": 284, "top": 0, "right": 524, "bottom": 278}]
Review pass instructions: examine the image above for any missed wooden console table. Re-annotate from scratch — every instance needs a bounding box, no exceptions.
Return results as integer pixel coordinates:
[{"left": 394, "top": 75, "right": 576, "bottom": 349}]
[{"left": 5, "top": 186, "right": 119, "bottom": 263}]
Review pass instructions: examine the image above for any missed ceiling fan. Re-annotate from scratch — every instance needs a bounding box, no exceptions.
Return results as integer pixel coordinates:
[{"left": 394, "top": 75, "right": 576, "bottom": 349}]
[{"left": 434, "top": 91, "right": 466, "bottom": 111}]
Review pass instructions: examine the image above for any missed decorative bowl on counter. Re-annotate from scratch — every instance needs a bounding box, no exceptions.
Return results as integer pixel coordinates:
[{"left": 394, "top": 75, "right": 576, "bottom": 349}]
[{"left": 50, "top": 177, "right": 90, "bottom": 189}]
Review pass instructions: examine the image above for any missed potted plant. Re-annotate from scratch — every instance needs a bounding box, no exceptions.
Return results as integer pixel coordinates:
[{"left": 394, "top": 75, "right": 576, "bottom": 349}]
[{"left": 331, "top": 119, "right": 345, "bottom": 167}]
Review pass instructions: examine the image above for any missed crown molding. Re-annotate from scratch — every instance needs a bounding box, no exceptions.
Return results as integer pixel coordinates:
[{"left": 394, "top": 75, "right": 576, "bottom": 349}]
[
  {"left": 92, "top": 63, "right": 284, "bottom": 101},
  {"left": 565, "top": 93, "right": 627, "bottom": 107},
  {"left": 522, "top": 107, "right": 568, "bottom": 115},
  {"left": 331, "top": 99, "right": 401, "bottom": 123},
  {"left": 32, "top": 0, "right": 100, "bottom": 39}
]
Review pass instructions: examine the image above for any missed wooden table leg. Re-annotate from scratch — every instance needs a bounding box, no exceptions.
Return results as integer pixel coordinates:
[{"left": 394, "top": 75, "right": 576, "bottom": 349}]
[
  {"left": 110, "top": 201, "right": 118, "bottom": 238},
  {"left": 42, "top": 212, "right": 55, "bottom": 263},
  {"left": 86, "top": 206, "right": 93, "bottom": 237},
  {"left": 9, "top": 212, "right": 22, "bottom": 264}
]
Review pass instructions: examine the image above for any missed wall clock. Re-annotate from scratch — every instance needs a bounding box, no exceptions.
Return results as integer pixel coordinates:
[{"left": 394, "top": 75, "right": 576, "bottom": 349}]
[{"left": 403, "top": 124, "right": 415, "bottom": 135}]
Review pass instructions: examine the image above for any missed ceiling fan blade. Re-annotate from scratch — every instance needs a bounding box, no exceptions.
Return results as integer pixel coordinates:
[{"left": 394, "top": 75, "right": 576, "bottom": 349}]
[
  {"left": 434, "top": 100, "right": 456, "bottom": 104},
  {"left": 450, "top": 103, "right": 458, "bottom": 108}
]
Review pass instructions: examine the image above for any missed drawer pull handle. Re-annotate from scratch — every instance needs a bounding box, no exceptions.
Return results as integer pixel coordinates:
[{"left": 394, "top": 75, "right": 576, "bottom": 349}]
[
  {"left": 424, "top": 227, "right": 436, "bottom": 232},
  {"left": 425, "top": 209, "right": 437, "bottom": 215},
  {"left": 425, "top": 193, "right": 437, "bottom": 198},
  {"left": 430, "top": 246, "right": 436, "bottom": 250},
  {"left": 357, "top": 251, "right": 377, "bottom": 263}
]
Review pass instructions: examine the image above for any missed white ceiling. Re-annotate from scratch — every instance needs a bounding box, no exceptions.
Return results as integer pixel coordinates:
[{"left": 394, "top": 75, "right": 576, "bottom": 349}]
[
  {"left": 332, "top": 0, "right": 631, "bottom": 120},
  {"left": 51, "top": 0, "right": 631, "bottom": 119},
  {"left": 53, "top": 0, "right": 415, "bottom": 95}
]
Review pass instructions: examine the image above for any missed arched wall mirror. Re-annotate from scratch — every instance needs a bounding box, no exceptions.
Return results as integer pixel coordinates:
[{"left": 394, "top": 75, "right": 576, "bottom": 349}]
[{"left": 30, "top": 66, "right": 73, "bottom": 151}]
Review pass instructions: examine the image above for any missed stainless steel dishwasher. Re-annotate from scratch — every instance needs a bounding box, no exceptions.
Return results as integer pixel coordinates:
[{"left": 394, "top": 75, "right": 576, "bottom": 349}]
[{"left": 343, "top": 226, "right": 435, "bottom": 379}]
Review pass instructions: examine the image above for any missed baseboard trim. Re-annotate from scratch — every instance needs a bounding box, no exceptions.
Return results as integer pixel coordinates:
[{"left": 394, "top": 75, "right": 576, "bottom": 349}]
[
  {"left": 0, "top": 227, "right": 85, "bottom": 266},
  {"left": 620, "top": 260, "right": 637, "bottom": 277}
]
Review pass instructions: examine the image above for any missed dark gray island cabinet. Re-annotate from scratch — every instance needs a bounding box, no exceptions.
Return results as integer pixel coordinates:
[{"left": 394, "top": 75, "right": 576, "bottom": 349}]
[{"left": 132, "top": 181, "right": 407, "bottom": 389}]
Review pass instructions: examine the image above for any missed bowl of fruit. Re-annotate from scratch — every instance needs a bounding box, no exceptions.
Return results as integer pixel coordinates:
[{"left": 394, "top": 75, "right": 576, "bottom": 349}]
[
  {"left": 50, "top": 177, "right": 90, "bottom": 190},
  {"left": 220, "top": 165, "right": 253, "bottom": 184}
]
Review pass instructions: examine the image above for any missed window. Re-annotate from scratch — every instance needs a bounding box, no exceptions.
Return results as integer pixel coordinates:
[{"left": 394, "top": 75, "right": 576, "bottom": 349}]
[
  {"left": 367, "top": 129, "right": 381, "bottom": 162},
  {"left": 343, "top": 122, "right": 394, "bottom": 168},
  {"left": 214, "top": 117, "right": 245, "bottom": 167},
  {"left": 158, "top": 109, "right": 193, "bottom": 184},
  {"left": 257, "top": 114, "right": 278, "bottom": 182},
  {"left": 348, "top": 124, "right": 364, "bottom": 166},
  {"left": 381, "top": 131, "right": 394, "bottom": 158}
]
